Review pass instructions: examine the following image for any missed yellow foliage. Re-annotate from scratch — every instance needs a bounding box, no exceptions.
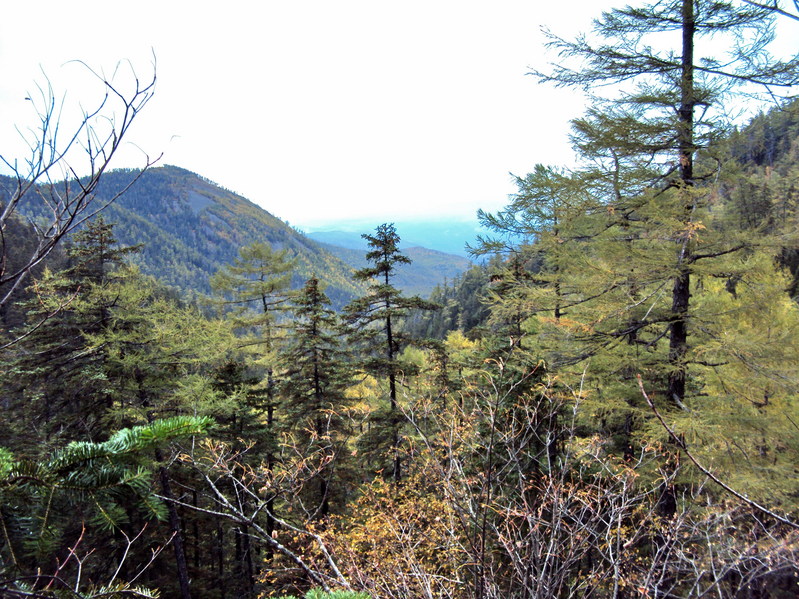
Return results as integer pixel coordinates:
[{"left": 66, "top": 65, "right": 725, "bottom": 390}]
[{"left": 321, "top": 466, "right": 464, "bottom": 598}]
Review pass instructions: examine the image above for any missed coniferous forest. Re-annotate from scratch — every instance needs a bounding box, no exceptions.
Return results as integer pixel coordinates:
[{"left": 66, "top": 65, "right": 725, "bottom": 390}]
[{"left": 3, "top": 2, "right": 799, "bottom": 598}]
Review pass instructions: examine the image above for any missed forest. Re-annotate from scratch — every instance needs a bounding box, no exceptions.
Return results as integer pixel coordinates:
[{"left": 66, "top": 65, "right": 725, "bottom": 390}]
[{"left": 2, "top": 1, "right": 799, "bottom": 598}]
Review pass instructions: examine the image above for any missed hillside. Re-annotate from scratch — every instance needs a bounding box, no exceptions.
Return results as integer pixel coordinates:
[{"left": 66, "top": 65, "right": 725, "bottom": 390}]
[{"left": 51, "top": 166, "right": 366, "bottom": 307}]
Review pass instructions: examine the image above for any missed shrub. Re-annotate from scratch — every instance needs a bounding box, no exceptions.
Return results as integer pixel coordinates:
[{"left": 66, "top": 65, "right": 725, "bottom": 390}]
[{"left": 275, "top": 590, "right": 371, "bottom": 599}]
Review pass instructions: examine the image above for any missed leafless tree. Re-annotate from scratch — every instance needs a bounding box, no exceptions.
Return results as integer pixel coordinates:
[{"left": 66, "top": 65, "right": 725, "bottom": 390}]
[
  {"left": 0, "top": 58, "right": 157, "bottom": 312},
  {"left": 323, "top": 367, "right": 799, "bottom": 599},
  {"left": 0, "top": 523, "right": 169, "bottom": 598},
  {"left": 161, "top": 439, "right": 352, "bottom": 595}
]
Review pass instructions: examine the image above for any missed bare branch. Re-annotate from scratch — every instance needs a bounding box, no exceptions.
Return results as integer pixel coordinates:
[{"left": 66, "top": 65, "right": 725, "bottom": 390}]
[
  {"left": 0, "top": 58, "right": 158, "bottom": 318},
  {"left": 638, "top": 374, "right": 799, "bottom": 530}
]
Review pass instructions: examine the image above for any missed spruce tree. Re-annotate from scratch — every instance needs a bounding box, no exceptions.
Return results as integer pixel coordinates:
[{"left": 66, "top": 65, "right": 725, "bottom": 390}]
[
  {"left": 279, "top": 276, "right": 352, "bottom": 516},
  {"left": 343, "top": 224, "right": 437, "bottom": 482}
]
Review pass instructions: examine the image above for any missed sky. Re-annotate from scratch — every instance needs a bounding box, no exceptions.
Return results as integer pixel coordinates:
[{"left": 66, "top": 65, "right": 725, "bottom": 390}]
[{"left": 0, "top": 1, "right": 795, "bottom": 232}]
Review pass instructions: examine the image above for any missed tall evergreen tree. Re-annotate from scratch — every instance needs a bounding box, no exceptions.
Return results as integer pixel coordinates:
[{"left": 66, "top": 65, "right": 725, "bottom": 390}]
[
  {"left": 279, "top": 276, "right": 352, "bottom": 517},
  {"left": 343, "top": 224, "right": 437, "bottom": 482},
  {"left": 210, "top": 241, "right": 296, "bottom": 578}
]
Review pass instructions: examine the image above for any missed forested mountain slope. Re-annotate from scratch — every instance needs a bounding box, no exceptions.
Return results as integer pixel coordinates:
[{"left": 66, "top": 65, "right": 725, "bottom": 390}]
[
  {"left": 7, "top": 165, "right": 367, "bottom": 307},
  {"left": 100, "top": 166, "right": 368, "bottom": 306}
]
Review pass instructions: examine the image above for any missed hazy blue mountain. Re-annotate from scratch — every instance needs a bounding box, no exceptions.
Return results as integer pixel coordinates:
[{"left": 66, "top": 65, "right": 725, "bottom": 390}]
[
  {"left": 304, "top": 230, "right": 368, "bottom": 251},
  {"left": 305, "top": 219, "right": 486, "bottom": 257},
  {"left": 315, "top": 241, "right": 471, "bottom": 297}
]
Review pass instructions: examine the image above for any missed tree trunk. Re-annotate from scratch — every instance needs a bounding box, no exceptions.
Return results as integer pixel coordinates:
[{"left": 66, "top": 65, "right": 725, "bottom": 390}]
[
  {"left": 192, "top": 489, "right": 199, "bottom": 571},
  {"left": 386, "top": 308, "right": 401, "bottom": 483},
  {"left": 216, "top": 520, "right": 226, "bottom": 599},
  {"left": 241, "top": 523, "right": 255, "bottom": 597},
  {"left": 667, "top": 0, "right": 695, "bottom": 409},
  {"left": 156, "top": 452, "right": 192, "bottom": 599},
  {"left": 265, "top": 368, "right": 276, "bottom": 558}
]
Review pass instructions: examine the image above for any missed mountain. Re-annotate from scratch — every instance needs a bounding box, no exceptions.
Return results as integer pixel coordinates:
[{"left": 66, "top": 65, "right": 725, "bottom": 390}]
[
  {"left": 305, "top": 219, "right": 485, "bottom": 257},
  {"left": 314, "top": 240, "right": 472, "bottom": 297},
  {"left": 9, "top": 165, "right": 474, "bottom": 303},
  {"left": 8, "top": 165, "right": 365, "bottom": 307},
  {"left": 101, "top": 166, "right": 371, "bottom": 306}
]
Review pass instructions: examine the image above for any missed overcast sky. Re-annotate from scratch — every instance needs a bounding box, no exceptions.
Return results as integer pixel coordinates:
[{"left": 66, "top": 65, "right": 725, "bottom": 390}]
[{"left": 1, "top": 1, "right": 795, "bottom": 230}]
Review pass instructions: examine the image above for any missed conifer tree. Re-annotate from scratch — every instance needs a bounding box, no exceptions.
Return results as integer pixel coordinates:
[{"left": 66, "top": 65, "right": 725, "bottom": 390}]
[
  {"left": 210, "top": 242, "right": 295, "bottom": 341},
  {"left": 343, "top": 224, "right": 437, "bottom": 482},
  {"left": 8, "top": 218, "right": 141, "bottom": 444},
  {"left": 480, "top": 0, "right": 799, "bottom": 505},
  {"left": 535, "top": 0, "right": 798, "bottom": 404},
  {"left": 210, "top": 241, "right": 296, "bottom": 570},
  {"left": 210, "top": 242, "right": 296, "bottom": 424},
  {"left": 0, "top": 416, "right": 209, "bottom": 599},
  {"left": 72, "top": 270, "right": 235, "bottom": 599},
  {"left": 279, "top": 276, "right": 352, "bottom": 516}
]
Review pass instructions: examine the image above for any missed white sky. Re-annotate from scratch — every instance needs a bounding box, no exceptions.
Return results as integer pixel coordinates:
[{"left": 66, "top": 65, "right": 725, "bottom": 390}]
[{"left": 1, "top": 1, "right": 795, "bottom": 230}]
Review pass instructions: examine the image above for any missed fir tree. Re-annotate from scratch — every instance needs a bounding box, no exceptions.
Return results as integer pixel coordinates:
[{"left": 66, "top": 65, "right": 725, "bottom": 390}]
[
  {"left": 279, "top": 276, "right": 352, "bottom": 516},
  {"left": 343, "top": 224, "right": 437, "bottom": 482},
  {"left": 0, "top": 416, "right": 210, "bottom": 598}
]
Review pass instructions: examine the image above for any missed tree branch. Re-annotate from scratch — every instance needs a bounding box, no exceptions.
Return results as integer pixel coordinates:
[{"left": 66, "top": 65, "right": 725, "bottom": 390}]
[{"left": 638, "top": 374, "right": 799, "bottom": 530}]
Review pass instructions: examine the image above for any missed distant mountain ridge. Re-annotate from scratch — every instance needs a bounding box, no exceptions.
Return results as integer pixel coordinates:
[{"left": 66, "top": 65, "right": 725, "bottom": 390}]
[
  {"left": 9, "top": 165, "right": 468, "bottom": 302},
  {"left": 305, "top": 220, "right": 485, "bottom": 258},
  {"left": 313, "top": 240, "right": 472, "bottom": 297}
]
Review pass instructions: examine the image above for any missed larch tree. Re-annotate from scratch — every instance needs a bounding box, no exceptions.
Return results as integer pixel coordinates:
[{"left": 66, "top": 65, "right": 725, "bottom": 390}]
[
  {"left": 80, "top": 270, "right": 233, "bottom": 599},
  {"left": 479, "top": 0, "right": 799, "bottom": 508},
  {"left": 8, "top": 218, "right": 142, "bottom": 445},
  {"left": 209, "top": 241, "right": 296, "bottom": 577},
  {"left": 534, "top": 0, "right": 799, "bottom": 404},
  {"left": 210, "top": 241, "right": 296, "bottom": 449},
  {"left": 7, "top": 247, "right": 231, "bottom": 599}
]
